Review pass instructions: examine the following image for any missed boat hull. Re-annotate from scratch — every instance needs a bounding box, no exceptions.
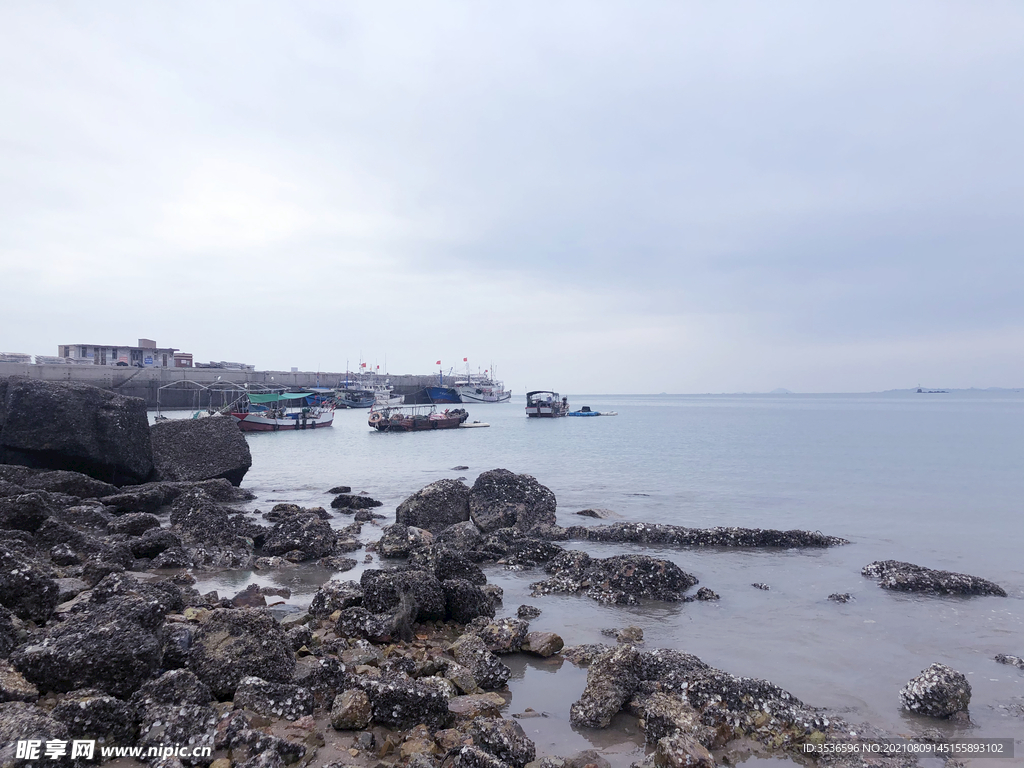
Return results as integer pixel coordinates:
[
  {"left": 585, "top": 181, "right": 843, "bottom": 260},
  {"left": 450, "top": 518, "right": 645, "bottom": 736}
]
[
  {"left": 231, "top": 411, "right": 335, "bottom": 431},
  {"left": 526, "top": 406, "right": 568, "bottom": 417},
  {"left": 424, "top": 386, "right": 462, "bottom": 404},
  {"left": 456, "top": 387, "right": 511, "bottom": 403},
  {"left": 369, "top": 407, "right": 469, "bottom": 432}
]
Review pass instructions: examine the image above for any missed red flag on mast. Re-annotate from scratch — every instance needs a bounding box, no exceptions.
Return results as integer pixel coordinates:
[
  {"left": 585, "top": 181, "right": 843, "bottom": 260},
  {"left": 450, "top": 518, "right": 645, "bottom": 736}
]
[{"left": 435, "top": 360, "right": 441, "bottom": 365}]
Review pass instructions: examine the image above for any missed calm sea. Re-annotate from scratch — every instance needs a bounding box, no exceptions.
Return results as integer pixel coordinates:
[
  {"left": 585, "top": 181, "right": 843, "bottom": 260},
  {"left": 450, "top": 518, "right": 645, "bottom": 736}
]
[{"left": 167, "top": 392, "right": 1024, "bottom": 764}]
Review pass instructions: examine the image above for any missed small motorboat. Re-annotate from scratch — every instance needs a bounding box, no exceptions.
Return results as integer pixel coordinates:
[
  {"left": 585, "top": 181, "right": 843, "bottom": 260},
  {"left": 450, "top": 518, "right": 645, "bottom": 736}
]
[{"left": 567, "top": 406, "right": 617, "bottom": 417}]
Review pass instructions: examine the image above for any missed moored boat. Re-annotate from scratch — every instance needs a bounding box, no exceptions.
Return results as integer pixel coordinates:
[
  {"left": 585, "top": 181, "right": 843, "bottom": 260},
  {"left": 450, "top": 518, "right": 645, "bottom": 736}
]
[
  {"left": 368, "top": 404, "right": 469, "bottom": 432},
  {"left": 526, "top": 390, "right": 569, "bottom": 417},
  {"left": 567, "top": 406, "right": 617, "bottom": 417},
  {"left": 230, "top": 392, "right": 334, "bottom": 432},
  {"left": 454, "top": 376, "right": 511, "bottom": 403}
]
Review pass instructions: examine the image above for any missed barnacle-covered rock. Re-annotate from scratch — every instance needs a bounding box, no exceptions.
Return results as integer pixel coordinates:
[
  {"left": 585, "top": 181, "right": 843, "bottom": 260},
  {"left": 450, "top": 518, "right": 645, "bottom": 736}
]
[
  {"left": 899, "top": 663, "right": 971, "bottom": 718},
  {"left": 862, "top": 561, "right": 1006, "bottom": 596}
]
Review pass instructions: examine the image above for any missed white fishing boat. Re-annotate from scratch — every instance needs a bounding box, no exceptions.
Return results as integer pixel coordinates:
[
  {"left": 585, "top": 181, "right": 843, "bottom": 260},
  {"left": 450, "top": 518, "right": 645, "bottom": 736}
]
[
  {"left": 453, "top": 364, "right": 511, "bottom": 403},
  {"left": 230, "top": 392, "right": 334, "bottom": 432}
]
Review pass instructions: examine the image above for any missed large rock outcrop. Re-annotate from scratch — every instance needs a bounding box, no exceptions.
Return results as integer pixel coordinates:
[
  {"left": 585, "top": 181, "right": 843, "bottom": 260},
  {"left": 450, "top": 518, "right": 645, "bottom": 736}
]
[
  {"left": 0, "top": 378, "right": 152, "bottom": 485},
  {"left": 150, "top": 416, "right": 252, "bottom": 486},
  {"left": 395, "top": 479, "right": 472, "bottom": 533},
  {"left": 862, "top": 560, "right": 1006, "bottom": 596},
  {"left": 469, "top": 469, "right": 556, "bottom": 533}
]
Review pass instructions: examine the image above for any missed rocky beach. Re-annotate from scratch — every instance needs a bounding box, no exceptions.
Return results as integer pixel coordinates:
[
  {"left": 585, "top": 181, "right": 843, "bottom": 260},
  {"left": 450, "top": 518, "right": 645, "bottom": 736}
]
[{"left": 0, "top": 378, "right": 1019, "bottom": 768}]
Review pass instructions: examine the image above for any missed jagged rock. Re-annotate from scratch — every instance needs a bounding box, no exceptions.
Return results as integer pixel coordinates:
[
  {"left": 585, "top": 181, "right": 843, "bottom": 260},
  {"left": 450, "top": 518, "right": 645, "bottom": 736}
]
[
  {"left": 361, "top": 568, "right": 447, "bottom": 621},
  {"left": 449, "top": 634, "right": 511, "bottom": 690},
  {"left": 0, "top": 661, "right": 38, "bottom": 702},
  {"left": 569, "top": 644, "right": 641, "bottom": 728},
  {"left": 0, "top": 378, "right": 153, "bottom": 485},
  {"left": 899, "top": 663, "right": 971, "bottom": 718},
  {"left": 469, "top": 470, "right": 556, "bottom": 534},
  {"left": 230, "top": 584, "right": 266, "bottom": 608},
  {"left": 443, "top": 579, "right": 496, "bottom": 624},
  {"left": 262, "top": 512, "right": 337, "bottom": 561},
  {"left": 234, "top": 676, "right": 313, "bottom": 721},
  {"left": 0, "top": 544, "right": 59, "bottom": 622},
  {"left": 468, "top": 718, "right": 536, "bottom": 768},
  {"left": 12, "top": 595, "right": 164, "bottom": 698},
  {"left": 51, "top": 688, "right": 136, "bottom": 743},
  {"left": 517, "top": 605, "right": 541, "bottom": 620},
  {"left": 0, "top": 492, "right": 54, "bottom": 532},
  {"left": 36, "top": 517, "right": 131, "bottom": 566},
  {"left": 995, "top": 654, "right": 1024, "bottom": 669},
  {"left": 18, "top": 469, "right": 118, "bottom": 499},
  {"left": 0, "top": 607, "right": 21, "bottom": 657},
  {"left": 162, "top": 622, "right": 195, "bottom": 670},
  {"left": 628, "top": 692, "right": 710, "bottom": 745},
  {"left": 532, "top": 552, "right": 698, "bottom": 604},
  {"left": 564, "top": 751, "right": 609, "bottom": 768},
  {"left": 500, "top": 538, "right": 564, "bottom": 567},
  {"left": 377, "top": 523, "right": 435, "bottom": 558},
  {"left": 353, "top": 673, "right": 452, "bottom": 729},
  {"left": 330, "top": 494, "right": 382, "bottom": 510},
  {"left": 100, "top": 486, "right": 170, "bottom": 515},
  {"left": 558, "top": 522, "right": 848, "bottom": 548},
  {"left": 330, "top": 689, "right": 372, "bottom": 730},
  {"left": 327, "top": 485, "right": 351, "bottom": 495},
  {"left": 523, "top": 632, "right": 563, "bottom": 658},
  {"left": 694, "top": 588, "right": 719, "bottom": 601},
  {"left": 481, "top": 584, "right": 503, "bottom": 608},
  {"left": 436, "top": 520, "right": 484, "bottom": 551},
  {"left": 0, "top": 702, "right": 70, "bottom": 767},
  {"left": 654, "top": 732, "right": 715, "bottom": 768},
  {"left": 828, "top": 593, "right": 852, "bottom": 603},
  {"left": 130, "top": 527, "right": 182, "bottom": 559},
  {"left": 150, "top": 416, "right": 252, "bottom": 486},
  {"left": 475, "top": 618, "right": 530, "bottom": 654},
  {"left": 292, "top": 657, "right": 352, "bottom": 710},
  {"left": 575, "top": 508, "right": 614, "bottom": 519},
  {"left": 395, "top": 479, "right": 472, "bottom": 534},
  {"left": 410, "top": 545, "right": 487, "bottom": 584},
  {"left": 751, "top": 582, "right": 770, "bottom": 591},
  {"left": 335, "top": 607, "right": 406, "bottom": 643},
  {"left": 448, "top": 692, "right": 504, "bottom": 719},
  {"left": 218, "top": 716, "right": 305, "bottom": 765},
  {"left": 561, "top": 644, "right": 613, "bottom": 666},
  {"left": 91, "top": 572, "right": 184, "bottom": 614},
  {"left": 137, "top": 701, "right": 218, "bottom": 759},
  {"left": 455, "top": 745, "right": 509, "bottom": 768},
  {"left": 862, "top": 560, "right": 1006, "bottom": 596},
  {"left": 107, "top": 512, "right": 161, "bottom": 537},
  {"left": 168, "top": 489, "right": 254, "bottom": 568},
  {"left": 187, "top": 608, "right": 295, "bottom": 700},
  {"left": 309, "top": 579, "right": 363, "bottom": 618},
  {"left": 263, "top": 504, "right": 330, "bottom": 523}
]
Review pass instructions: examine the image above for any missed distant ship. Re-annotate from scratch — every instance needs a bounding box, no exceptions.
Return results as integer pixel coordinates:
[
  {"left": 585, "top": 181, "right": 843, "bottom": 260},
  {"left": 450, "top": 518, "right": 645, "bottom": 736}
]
[{"left": 454, "top": 374, "right": 511, "bottom": 403}]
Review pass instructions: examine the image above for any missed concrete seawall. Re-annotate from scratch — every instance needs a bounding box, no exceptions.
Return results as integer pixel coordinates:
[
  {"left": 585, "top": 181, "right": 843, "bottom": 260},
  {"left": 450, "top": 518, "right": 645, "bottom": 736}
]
[{"left": 0, "top": 363, "right": 453, "bottom": 409}]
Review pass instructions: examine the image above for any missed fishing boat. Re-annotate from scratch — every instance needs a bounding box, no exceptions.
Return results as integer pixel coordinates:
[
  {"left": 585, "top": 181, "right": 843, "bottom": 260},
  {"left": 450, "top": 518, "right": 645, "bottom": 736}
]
[
  {"left": 525, "top": 391, "right": 569, "bottom": 417},
  {"left": 368, "top": 404, "right": 469, "bottom": 432},
  {"left": 423, "top": 367, "right": 462, "bottom": 404},
  {"left": 334, "top": 386, "right": 375, "bottom": 408},
  {"left": 454, "top": 375, "right": 511, "bottom": 403},
  {"left": 567, "top": 406, "right": 618, "bottom": 417},
  {"left": 230, "top": 392, "right": 334, "bottom": 432}
]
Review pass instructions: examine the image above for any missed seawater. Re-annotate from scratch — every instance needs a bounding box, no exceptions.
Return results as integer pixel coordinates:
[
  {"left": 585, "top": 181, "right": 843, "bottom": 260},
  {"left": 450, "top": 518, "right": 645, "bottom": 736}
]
[{"left": 166, "top": 392, "right": 1024, "bottom": 764}]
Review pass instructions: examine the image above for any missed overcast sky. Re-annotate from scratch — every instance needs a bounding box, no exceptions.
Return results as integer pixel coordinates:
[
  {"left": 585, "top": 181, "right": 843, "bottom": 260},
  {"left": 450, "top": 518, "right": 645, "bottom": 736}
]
[{"left": 2, "top": 2, "right": 1022, "bottom": 393}]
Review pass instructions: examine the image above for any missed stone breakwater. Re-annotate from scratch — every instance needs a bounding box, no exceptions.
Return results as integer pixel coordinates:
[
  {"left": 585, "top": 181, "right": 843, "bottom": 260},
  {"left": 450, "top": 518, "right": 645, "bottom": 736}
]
[{"left": 0, "top": 379, "right": 1012, "bottom": 768}]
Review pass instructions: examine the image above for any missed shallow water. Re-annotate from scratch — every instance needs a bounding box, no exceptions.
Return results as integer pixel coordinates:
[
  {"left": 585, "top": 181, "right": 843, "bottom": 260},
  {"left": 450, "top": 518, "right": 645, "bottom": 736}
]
[{"left": 165, "top": 392, "right": 1024, "bottom": 764}]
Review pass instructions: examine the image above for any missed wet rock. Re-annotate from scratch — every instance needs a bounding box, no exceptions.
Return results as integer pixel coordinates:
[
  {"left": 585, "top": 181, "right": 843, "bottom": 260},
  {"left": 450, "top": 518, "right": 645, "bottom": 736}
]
[
  {"left": 517, "top": 605, "right": 541, "bottom": 620},
  {"left": 330, "top": 494, "right": 383, "bottom": 510},
  {"left": 0, "top": 661, "right": 38, "bottom": 702},
  {"left": 443, "top": 579, "right": 496, "bottom": 624},
  {"left": 129, "top": 669, "right": 211, "bottom": 711},
  {"left": 361, "top": 568, "right": 447, "bottom": 622},
  {"left": 330, "top": 689, "right": 372, "bottom": 730},
  {"left": 12, "top": 595, "right": 164, "bottom": 698},
  {"left": 162, "top": 622, "right": 195, "bottom": 670},
  {"left": 475, "top": 618, "right": 530, "bottom": 654},
  {"left": 436, "top": 520, "right": 484, "bottom": 551},
  {"left": 137, "top": 701, "right": 218, "bottom": 760},
  {"left": 0, "top": 378, "right": 153, "bottom": 485},
  {"left": 262, "top": 512, "right": 337, "bottom": 561},
  {"left": 455, "top": 744, "right": 509, "bottom": 768},
  {"left": 564, "top": 751, "right": 610, "bottom": 768},
  {"left": 481, "top": 584, "right": 504, "bottom": 608},
  {"left": 468, "top": 717, "right": 536, "bottom": 768},
  {"left": 221, "top": 718, "right": 305, "bottom": 766},
  {"left": 234, "top": 676, "right": 314, "bottom": 721},
  {"left": 51, "top": 688, "right": 136, "bottom": 743},
  {"left": 327, "top": 485, "right": 351, "bottom": 494},
  {"left": 395, "top": 479, "right": 472, "bottom": 534},
  {"left": 230, "top": 584, "right": 267, "bottom": 608},
  {"left": 91, "top": 572, "right": 184, "bottom": 614},
  {"left": 500, "top": 538, "right": 565, "bottom": 567},
  {"left": 628, "top": 692, "right": 710, "bottom": 745},
  {"left": 449, "top": 634, "right": 511, "bottom": 690},
  {"left": 292, "top": 657, "right": 352, "bottom": 710},
  {"left": 377, "top": 523, "right": 434, "bottom": 558},
  {"left": 654, "top": 732, "right": 715, "bottom": 768},
  {"left": 0, "top": 702, "right": 70, "bottom": 767},
  {"left": 614, "top": 626, "right": 644, "bottom": 643},
  {"left": 751, "top": 583, "right": 770, "bottom": 591},
  {"left": 575, "top": 508, "right": 614, "bottom": 519},
  {"left": 862, "top": 560, "right": 1007, "bottom": 596},
  {"left": 335, "top": 607, "right": 406, "bottom": 643},
  {"left": 150, "top": 415, "right": 252, "bottom": 486},
  {"left": 168, "top": 489, "right": 255, "bottom": 568},
  {"left": 17, "top": 469, "right": 119, "bottom": 499},
  {"left": 569, "top": 644, "right": 641, "bottom": 728},
  {"left": 523, "top": 632, "right": 563, "bottom": 658},
  {"left": 899, "top": 663, "right": 971, "bottom": 718},
  {"left": 995, "top": 653, "right": 1024, "bottom": 669},
  {"left": 0, "top": 492, "right": 54, "bottom": 532},
  {"left": 0, "top": 544, "right": 59, "bottom": 622},
  {"left": 309, "top": 579, "right": 363, "bottom": 618},
  {"left": 107, "top": 512, "right": 161, "bottom": 537},
  {"left": 410, "top": 545, "right": 487, "bottom": 584},
  {"left": 469, "top": 470, "right": 556, "bottom": 534},
  {"left": 694, "top": 588, "right": 719, "bottom": 601},
  {"left": 353, "top": 673, "right": 452, "bottom": 729},
  {"left": 263, "top": 504, "right": 330, "bottom": 523},
  {"left": 532, "top": 552, "right": 698, "bottom": 604},
  {"left": 130, "top": 527, "right": 183, "bottom": 559},
  {"left": 448, "top": 692, "right": 504, "bottom": 718},
  {"left": 828, "top": 593, "right": 852, "bottom": 603},
  {"left": 0, "top": 607, "right": 19, "bottom": 657},
  {"left": 560, "top": 644, "right": 613, "bottom": 666},
  {"left": 100, "top": 485, "right": 170, "bottom": 515},
  {"left": 559, "top": 522, "right": 848, "bottom": 548},
  {"left": 187, "top": 608, "right": 295, "bottom": 700}
]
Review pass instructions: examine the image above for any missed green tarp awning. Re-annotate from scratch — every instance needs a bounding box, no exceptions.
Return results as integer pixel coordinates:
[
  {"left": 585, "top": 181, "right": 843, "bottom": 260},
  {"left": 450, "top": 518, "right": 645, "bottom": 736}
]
[{"left": 247, "top": 392, "right": 311, "bottom": 404}]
